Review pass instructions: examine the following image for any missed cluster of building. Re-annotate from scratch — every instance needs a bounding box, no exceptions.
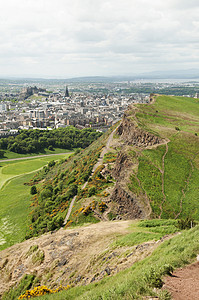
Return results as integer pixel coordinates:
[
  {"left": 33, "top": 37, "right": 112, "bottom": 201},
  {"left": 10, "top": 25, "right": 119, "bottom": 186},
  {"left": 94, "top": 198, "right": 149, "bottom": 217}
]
[{"left": 0, "top": 86, "right": 149, "bottom": 136}]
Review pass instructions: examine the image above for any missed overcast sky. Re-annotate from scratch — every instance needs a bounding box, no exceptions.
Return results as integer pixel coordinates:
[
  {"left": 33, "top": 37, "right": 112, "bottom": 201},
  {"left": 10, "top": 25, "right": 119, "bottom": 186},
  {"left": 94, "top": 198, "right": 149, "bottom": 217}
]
[{"left": 1, "top": 0, "right": 199, "bottom": 78}]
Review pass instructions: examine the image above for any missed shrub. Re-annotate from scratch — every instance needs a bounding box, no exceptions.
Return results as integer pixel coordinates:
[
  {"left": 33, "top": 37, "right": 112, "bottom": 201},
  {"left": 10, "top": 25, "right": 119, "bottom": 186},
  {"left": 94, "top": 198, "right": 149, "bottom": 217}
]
[
  {"left": 145, "top": 267, "right": 163, "bottom": 288},
  {"left": 48, "top": 160, "right": 55, "bottom": 168},
  {"left": 18, "top": 285, "right": 70, "bottom": 299},
  {"left": 176, "top": 216, "right": 196, "bottom": 230},
  {"left": 88, "top": 186, "right": 96, "bottom": 197},
  {"left": 30, "top": 186, "right": 37, "bottom": 195},
  {"left": 48, "top": 145, "right": 54, "bottom": 151},
  {"left": 0, "top": 150, "right": 4, "bottom": 157},
  {"left": 83, "top": 206, "right": 92, "bottom": 216},
  {"left": 98, "top": 201, "right": 107, "bottom": 213}
]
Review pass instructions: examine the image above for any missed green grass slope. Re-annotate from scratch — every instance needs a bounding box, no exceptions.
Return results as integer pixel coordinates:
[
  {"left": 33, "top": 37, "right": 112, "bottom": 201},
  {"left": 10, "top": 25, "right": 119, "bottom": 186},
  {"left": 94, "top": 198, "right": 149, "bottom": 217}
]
[{"left": 129, "top": 95, "right": 199, "bottom": 220}]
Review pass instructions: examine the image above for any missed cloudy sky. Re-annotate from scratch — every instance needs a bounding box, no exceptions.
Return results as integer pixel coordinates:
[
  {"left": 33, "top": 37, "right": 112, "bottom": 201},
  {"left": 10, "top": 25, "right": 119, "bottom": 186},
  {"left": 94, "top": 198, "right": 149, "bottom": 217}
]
[{"left": 1, "top": 0, "right": 199, "bottom": 78}]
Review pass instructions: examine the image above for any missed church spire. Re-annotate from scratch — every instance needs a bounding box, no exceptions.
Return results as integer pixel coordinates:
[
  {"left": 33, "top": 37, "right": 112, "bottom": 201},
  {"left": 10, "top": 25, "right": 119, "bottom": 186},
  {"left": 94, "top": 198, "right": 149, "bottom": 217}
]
[{"left": 65, "top": 86, "right": 69, "bottom": 97}]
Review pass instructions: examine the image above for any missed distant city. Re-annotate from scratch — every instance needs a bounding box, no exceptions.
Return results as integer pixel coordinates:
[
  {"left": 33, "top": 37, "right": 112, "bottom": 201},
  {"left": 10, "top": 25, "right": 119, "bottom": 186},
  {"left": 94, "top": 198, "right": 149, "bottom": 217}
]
[{"left": 0, "top": 77, "right": 199, "bottom": 137}]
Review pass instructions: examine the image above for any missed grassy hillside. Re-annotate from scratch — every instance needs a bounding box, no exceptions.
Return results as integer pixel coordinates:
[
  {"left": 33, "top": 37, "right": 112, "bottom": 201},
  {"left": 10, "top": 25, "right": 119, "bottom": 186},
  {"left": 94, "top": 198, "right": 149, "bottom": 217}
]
[
  {"left": 0, "top": 154, "right": 71, "bottom": 250},
  {"left": 131, "top": 95, "right": 199, "bottom": 219},
  {"left": 1, "top": 95, "right": 199, "bottom": 299},
  {"left": 24, "top": 130, "right": 112, "bottom": 238}
]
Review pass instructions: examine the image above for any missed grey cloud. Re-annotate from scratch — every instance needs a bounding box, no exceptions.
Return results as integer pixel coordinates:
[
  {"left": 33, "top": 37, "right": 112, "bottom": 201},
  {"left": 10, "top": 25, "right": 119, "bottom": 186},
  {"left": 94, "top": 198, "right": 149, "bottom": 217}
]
[{"left": 0, "top": 0, "right": 199, "bottom": 77}]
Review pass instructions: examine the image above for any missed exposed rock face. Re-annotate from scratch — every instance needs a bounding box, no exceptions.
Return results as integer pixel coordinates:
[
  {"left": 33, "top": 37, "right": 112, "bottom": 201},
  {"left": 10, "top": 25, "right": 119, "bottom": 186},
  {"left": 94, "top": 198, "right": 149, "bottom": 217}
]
[
  {"left": 110, "top": 184, "right": 144, "bottom": 219},
  {"left": 112, "top": 151, "right": 132, "bottom": 180},
  {"left": 109, "top": 114, "right": 155, "bottom": 220},
  {"left": 117, "top": 116, "right": 162, "bottom": 147}
]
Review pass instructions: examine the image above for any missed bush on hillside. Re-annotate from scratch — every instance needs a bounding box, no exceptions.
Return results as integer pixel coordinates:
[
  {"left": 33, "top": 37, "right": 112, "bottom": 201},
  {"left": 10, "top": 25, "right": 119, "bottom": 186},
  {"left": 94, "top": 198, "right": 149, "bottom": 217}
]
[
  {"left": 30, "top": 185, "right": 37, "bottom": 195},
  {"left": 176, "top": 216, "right": 197, "bottom": 230}
]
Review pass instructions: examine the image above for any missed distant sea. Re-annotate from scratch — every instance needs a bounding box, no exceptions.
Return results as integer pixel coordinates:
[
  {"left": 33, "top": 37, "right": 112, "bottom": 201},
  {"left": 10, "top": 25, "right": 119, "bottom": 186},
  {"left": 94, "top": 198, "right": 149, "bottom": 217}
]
[{"left": 132, "top": 78, "right": 199, "bottom": 84}]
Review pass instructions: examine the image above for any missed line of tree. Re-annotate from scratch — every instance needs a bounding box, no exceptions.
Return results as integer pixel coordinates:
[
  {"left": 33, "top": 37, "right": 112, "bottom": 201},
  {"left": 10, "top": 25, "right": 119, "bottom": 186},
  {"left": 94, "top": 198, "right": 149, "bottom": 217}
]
[{"left": 0, "top": 127, "right": 102, "bottom": 154}]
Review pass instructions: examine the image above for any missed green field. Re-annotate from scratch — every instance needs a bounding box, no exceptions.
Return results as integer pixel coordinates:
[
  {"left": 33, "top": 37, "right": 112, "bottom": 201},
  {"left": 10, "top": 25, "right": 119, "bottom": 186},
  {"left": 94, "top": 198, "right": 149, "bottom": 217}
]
[
  {"left": 0, "top": 153, "right": 72, "bottom": 250},
  {"left": 0, "top": 147, "right": 71, "bottom": 160}
]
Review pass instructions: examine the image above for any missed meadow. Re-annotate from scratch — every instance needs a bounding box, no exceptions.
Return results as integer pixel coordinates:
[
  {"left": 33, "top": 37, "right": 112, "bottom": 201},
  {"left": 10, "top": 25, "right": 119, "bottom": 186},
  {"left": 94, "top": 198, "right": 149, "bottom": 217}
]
[{"left": 0, "top": 153, "right": 71, "bottom": 250}]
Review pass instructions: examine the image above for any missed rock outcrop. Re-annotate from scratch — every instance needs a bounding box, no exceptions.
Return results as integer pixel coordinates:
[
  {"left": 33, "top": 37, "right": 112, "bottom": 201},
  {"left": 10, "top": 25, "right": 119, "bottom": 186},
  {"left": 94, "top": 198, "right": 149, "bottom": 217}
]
[
  {"left": 110, "top": 184, "right": 145, "bottom": 219},
  {"left": 117, "top": 114, "right": 162, "bottom": 147}
]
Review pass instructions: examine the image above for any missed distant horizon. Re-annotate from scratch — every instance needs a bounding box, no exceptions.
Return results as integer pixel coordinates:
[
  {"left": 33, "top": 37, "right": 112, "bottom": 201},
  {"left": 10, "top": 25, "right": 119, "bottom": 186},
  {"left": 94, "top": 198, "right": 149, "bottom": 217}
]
[{"left": 1, "top": 68, "right": 199, "bottom": 81}]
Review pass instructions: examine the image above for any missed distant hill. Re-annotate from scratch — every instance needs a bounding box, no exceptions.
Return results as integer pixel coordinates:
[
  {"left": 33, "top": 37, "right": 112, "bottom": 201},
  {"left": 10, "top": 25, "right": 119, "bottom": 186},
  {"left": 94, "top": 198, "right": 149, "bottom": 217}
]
[{"left": 2, "top": 68, "right": 199, "bottom": 82}]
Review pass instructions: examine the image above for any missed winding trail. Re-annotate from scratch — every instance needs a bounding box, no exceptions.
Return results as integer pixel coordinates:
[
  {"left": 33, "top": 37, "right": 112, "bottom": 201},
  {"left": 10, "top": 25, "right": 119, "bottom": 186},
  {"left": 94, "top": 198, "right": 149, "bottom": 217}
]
[
  {"left": 63, "top": 127, "right": 118, "bottom": 225},
  {"left": 0, "top": 167, "right": 44, "bottom": 191},
  {"left": 0, "top": 152, "right": 72, "bottom": 191}
]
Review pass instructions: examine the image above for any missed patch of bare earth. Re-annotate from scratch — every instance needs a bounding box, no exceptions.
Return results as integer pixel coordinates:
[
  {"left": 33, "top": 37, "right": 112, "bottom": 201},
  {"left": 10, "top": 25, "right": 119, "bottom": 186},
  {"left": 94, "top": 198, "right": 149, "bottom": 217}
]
[
  {"left": 163, "top": 261, "right": 199, "bottom": 300},
  {"left": 0, "top": 220, "right": 172, "bottom": 297}
]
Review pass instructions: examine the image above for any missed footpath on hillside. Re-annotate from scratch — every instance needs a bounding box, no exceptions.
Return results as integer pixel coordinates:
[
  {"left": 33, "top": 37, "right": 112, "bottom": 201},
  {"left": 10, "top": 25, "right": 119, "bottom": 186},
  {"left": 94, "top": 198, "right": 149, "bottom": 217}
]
[
  {"left": 63, "top": 127, "right": 118, "bottom": 225},
  {"left": 164, "top": 261, "right": 199, "bottom": 300}
]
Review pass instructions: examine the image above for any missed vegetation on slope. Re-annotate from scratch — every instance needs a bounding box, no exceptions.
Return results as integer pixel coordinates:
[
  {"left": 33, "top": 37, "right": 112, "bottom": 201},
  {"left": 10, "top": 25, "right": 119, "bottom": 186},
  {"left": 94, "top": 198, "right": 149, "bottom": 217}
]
[
  {"left": 24, "top": 95, "right": 199, "bottom": 238},
  {"left": 1, "top": 95, "right": 199, "bottom": 299},
  {"left": 25, "top": 129, "right": 115, "bottom": 238}
]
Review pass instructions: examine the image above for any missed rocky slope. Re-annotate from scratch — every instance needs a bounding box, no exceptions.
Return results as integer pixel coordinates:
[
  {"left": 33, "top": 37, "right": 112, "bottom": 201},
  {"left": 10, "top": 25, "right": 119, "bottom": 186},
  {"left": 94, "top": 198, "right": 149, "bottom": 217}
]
[{"left": 0, "top": 220, "right": 171, "bottom": 297}]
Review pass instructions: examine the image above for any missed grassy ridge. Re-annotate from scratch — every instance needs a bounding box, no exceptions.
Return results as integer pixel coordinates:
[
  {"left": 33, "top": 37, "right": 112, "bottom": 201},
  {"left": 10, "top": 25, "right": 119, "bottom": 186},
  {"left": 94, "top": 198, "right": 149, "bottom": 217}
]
[{"left": 129, "top": 95, "right": 199, "bottom": 220}]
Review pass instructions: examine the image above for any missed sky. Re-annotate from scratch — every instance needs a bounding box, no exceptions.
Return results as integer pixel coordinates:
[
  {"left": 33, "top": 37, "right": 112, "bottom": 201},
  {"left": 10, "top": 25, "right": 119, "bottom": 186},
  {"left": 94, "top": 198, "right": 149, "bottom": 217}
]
[{"left": 1, "top": 0, "right": 199, "bottom": 78}]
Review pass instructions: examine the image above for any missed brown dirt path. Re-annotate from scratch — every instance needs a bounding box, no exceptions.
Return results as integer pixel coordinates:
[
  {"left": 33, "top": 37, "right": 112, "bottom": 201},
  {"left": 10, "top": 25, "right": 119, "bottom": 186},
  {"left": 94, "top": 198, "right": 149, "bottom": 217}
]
[{"left": 163, "top": 261, "right": 199, "bottom": 300}]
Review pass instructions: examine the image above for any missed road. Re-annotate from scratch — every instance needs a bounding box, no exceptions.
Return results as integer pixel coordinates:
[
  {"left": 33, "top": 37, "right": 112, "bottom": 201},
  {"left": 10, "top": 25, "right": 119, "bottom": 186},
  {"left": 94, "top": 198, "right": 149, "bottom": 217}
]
[{"left": 0, "top": 152, "right": 73, "bottom": 163}]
